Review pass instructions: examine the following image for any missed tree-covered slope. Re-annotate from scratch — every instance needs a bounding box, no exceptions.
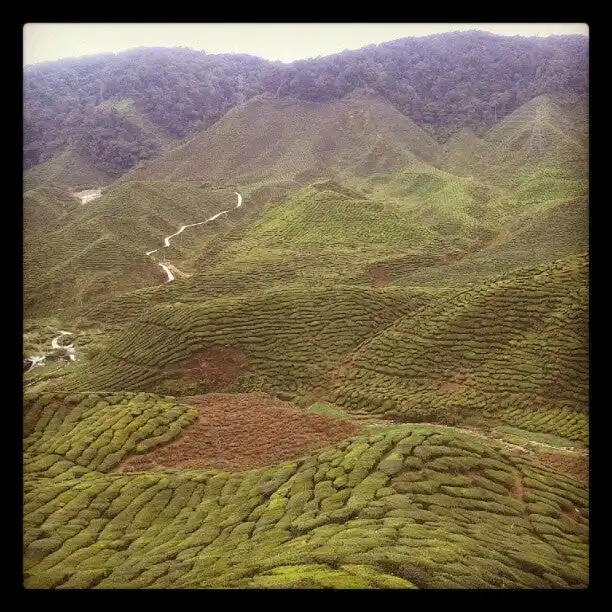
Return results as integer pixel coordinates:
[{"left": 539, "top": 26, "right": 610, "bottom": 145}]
[{"left": 24, "top": 32, "right": 588, "bottom": 182}]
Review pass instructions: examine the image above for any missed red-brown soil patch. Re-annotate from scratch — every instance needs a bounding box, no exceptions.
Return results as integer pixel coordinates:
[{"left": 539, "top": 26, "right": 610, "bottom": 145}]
[
  {"left": 181, "top": 347, "right": 247, "bottom": 385},
  {"left": 535, "top": 451, "right": 589, "bottom": 486},
  {"left": 116, "top": 393, "right": 362, "bottom": 473},
  {"left": 439, "top": 367, "right": 472, "bottom": 393},
  {"left": 369, "top": 264, "right": 392, "bottom": 288}
]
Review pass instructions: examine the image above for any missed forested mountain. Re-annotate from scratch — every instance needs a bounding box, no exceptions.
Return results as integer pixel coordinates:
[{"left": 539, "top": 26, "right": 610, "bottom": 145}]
[
  {"left": 24, "top": 48, "right": 274, "bottom": 174},
  {"left": 279, "top": 32, "right": 588, "bottom": 138},
  {"left": 24, "top": 32, "right": 588, "bottom": 181}
]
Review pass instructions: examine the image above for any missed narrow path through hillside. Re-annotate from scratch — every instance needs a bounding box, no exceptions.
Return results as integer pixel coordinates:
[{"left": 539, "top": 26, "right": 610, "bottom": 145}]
[
  {"left": 146, "top": 191, "right": 242, "bottom": 283},
  {"left": 353, "top": 415, "right": 585, "bottom": 456}
]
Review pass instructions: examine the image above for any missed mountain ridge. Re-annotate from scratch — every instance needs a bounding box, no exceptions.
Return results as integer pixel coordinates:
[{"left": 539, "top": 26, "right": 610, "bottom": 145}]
[{"left": 24, "top": 31, "right": 588, "bottom": 184}]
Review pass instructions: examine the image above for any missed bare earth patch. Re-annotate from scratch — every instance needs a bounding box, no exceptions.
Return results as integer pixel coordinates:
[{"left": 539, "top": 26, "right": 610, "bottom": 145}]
[
  {"left": 369, "top": 264, "right": 392, "bottom": 288},
  {"left": 181, "top": 347, "right": 247, "bottom": 385},
  {"left": 116, "top": 392, "right": 362, "bottom": 472},
  {"left": 535, "top": 451, "right": 589, "bottom": 485}
]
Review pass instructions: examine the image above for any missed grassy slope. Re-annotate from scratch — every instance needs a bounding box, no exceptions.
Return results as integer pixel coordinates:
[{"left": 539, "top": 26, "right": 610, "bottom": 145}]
[
  {"left": 24, "top": 182, "right": 238, "bottom": 318},
  {"left": 61, "top": 253, "right": 588, "bottom": 443},
  {"left": 404, "top": 197, "right": 588, "bottom": 287},
  {"left": 24, "top": 392, "right": 588, "bottom": 589},
  {"left": 28, "top": 92, "right": 588, "bottom": 322},
  {"left": 64, "top": 100, "right": 588, "bottom": 422},
  {"left": 122, "top": 90, "right": 443, "bottom": 189},
  {"left": 357, "top": 94, "right": 588, "bottom": 286},
  {"left": 467, "top": 94, "right": 588, "bottom": 189},
  {"left": 24, "top": 149, "right": 114, "bottom": 192}
]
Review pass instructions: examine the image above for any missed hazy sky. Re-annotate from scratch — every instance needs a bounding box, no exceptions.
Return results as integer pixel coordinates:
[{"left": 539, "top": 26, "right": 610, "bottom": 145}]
[{"left": 24, "top": 23, "right": 589, "bottom": 66}]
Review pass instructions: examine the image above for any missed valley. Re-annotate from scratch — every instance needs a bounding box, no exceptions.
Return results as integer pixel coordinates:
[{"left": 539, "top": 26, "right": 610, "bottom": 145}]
[
  {"left": 145, "top": 191, "right": 243, "bottom": 283},
  {"left": 22, "top": 30, "right": 589, "bottom": 590}
]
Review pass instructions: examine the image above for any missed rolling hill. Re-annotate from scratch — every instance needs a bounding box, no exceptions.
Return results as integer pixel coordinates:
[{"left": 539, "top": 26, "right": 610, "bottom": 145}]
[
  {"left": 49, "top": 253, "right": 587, "bottom": 444},
  {"left": 24, "top": 391, "right": 588, "bottom": 589},
  {"left": 22, "top": 38, "right": 589, "bottom": 590},
  {"left": 122, "top": 91, "right": 443, "bottom": 189},
  {"left": 23, "top": 182, "right": 239, "bottom": 318},
  {"left": 332, "top": 253, "right": 588, "bottom": 440},
  {"left": 434, "top": 94, "right": 589, "bottom": 192}
]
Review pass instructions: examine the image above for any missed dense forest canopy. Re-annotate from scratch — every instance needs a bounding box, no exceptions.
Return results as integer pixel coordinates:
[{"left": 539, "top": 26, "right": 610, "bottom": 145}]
[{"left": 24, "top": 31, "right": 588, "bottom": 178}]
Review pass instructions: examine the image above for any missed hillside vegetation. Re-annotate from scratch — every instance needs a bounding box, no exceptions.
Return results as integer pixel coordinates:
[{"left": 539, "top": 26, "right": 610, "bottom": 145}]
[
  {"left": 24, "top": 32, "right": 587, "bottom": 182},
  {"left": 23, "top": 35, "right": 588, "bottom": 589},
  {"left": 123, "top": 91, "right": 443, "bottom": 188},
  {"left": 24, "top": 186, "right": 81, "bottom": 229},
  {"left": 23, "top": 149, "right": 114, "bottom": 192},
  {"left": 24, "top": 392, "right": 588, "bottom": 589},
  {"left": 36, "top": 92, "right": 588, "bottom": 415},
  {"left": 51, "top": 286, "right": 437, "bottom": 399},
  {"left": 332, "top": 254, "right": 588, "bottom": 440},
  {"left": 24, "top": 182, "right": 238, "bottom": 317}
]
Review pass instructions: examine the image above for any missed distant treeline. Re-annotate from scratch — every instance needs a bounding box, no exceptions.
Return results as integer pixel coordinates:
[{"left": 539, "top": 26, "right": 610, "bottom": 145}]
[{"left": 24, "top": 31, "right": 588, "bottom": 176}]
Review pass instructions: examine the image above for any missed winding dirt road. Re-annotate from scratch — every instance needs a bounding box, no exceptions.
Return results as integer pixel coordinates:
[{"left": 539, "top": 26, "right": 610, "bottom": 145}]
[{"left": 146, "top": 191, "right": 242, "bottom": 283}]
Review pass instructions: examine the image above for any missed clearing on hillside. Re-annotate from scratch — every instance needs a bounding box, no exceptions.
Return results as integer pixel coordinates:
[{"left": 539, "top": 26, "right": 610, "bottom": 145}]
[
  {"left": 115, "top": 393, "right": 362, "bottom": 472},
  {"left": 24, "top": 391, "right": 589, "bottom": 589}
]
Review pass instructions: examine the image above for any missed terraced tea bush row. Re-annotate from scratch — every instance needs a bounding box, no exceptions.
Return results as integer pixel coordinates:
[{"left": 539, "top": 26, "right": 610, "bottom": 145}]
[
  {"left": 24, "top": 409, "right": 589, "bottom": 589},
  {"left": 59, "top": 286, "right": 436, "bottom": 400},
  {"left": 24, "top": 186, "right": 81, "bottom": 231},
  {"left": 496, "top": 408, "right": 588, "bottom": 443},
  {"left": 24, "top": 391, "right": 197, "bottom": 479},
  {"left": 404, "top": 198, "right": 588, "bottom": 288},
  {"left": 235, "top": 186, "right": 434, "bottom": 248},
  {"left": 332, "top": 254, "right": 588, "bottom": 434},
  {"left": 84, "top": 181, "right": 459, "bottom": 327}
]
